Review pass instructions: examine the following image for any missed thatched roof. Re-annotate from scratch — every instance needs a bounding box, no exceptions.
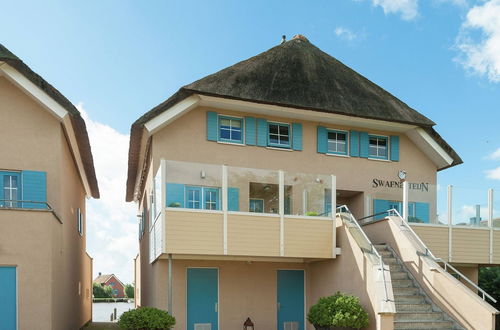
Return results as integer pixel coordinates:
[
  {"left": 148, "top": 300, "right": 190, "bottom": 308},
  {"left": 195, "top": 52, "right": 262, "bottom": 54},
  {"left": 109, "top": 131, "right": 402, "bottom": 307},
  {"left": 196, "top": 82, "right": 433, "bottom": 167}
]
[
  {"left": 126, "top": 35, "right": 462, "bottom": 201},
  {"left": 0, "top": 44, "right": 99, "bottom": 198}
]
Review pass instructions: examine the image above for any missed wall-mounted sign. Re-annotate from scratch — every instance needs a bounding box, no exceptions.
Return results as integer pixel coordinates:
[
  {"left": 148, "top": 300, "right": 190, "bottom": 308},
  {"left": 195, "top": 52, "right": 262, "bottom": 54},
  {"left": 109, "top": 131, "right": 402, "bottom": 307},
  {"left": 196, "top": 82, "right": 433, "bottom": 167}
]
[{"left": 372, "top": 179, "right": 429, "bottom": 192}]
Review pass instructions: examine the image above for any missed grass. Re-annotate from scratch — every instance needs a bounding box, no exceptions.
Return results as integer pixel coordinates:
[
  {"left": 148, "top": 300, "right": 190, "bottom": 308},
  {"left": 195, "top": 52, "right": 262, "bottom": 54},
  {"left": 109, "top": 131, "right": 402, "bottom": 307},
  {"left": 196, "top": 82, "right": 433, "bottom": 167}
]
[{"left": 83, "top": 322, "right": 120, "bottom": 330}]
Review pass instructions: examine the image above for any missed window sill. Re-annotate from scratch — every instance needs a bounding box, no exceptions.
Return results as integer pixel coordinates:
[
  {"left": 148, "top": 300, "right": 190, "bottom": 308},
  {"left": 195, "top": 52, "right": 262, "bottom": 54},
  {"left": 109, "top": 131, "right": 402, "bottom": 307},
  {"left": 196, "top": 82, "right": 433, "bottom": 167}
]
[
  {"left": 217, "top": 141, "right": 245, "bottom": 147},
  {"left": 266, "top": 146, "right": 293, "bottom": 152},
  {"left": 368, "top": 157, "right": 390, "bottom": 162},
  {"left": 326, "top": 153, "right": 349, "bottom": 158}
]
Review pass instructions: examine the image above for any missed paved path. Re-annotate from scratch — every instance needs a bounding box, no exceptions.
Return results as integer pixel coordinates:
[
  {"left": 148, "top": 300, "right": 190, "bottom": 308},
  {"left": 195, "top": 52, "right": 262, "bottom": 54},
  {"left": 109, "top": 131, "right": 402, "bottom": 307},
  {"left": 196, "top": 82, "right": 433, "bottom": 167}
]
[{"left": 83, "top": 322, "right": 120, "bottom": 330}]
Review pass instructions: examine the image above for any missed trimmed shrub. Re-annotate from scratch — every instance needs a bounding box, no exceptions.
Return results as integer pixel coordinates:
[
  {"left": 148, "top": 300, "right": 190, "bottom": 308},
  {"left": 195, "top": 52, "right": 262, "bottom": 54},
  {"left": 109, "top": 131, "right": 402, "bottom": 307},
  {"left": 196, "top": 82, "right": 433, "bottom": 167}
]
[
  {"left": 118, "top": 307, "right": 176, "bottom": 330},
  {"left": 307, "top": 292, "right": 369, "bottom": 329}
]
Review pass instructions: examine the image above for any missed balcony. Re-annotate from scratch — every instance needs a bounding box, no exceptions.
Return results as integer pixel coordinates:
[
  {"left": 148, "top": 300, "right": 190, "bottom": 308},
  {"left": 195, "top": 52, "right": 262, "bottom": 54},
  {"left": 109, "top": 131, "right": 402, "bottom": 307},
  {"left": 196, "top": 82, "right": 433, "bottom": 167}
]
[{"left": 149, "top": 160, "right": 337, "bottom": 261}]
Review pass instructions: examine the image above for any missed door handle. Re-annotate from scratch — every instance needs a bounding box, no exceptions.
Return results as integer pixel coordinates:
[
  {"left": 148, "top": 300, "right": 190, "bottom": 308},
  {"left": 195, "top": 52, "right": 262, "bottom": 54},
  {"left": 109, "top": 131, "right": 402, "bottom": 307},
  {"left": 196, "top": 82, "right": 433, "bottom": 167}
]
[{"left": 215, "top": 302, "right": 218, "bottom": 312}]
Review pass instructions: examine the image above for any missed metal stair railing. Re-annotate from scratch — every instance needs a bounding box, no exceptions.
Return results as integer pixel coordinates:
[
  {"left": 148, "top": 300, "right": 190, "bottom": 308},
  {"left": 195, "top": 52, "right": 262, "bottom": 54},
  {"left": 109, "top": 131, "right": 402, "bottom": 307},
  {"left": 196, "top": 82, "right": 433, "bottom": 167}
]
[
  {"left": 336, "top": 205, "right": 391, "bottom": 303},
  {"left": 385, "top": 208, "right": 497, "bottom": 304}
]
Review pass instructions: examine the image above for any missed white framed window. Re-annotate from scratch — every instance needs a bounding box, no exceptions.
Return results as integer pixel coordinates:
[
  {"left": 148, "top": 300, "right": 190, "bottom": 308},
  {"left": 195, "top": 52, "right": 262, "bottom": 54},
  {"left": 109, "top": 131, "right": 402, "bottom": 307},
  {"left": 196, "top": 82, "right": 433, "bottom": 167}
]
[
  {"left": 268, "top": 122, "right": 291, "bottom": 148},
  {"left": 369, "top": 135, "right": 388, "bottom": 160},
  {"left": 327, "top": 130, "right": 348, "bottom": 155},
  {"left": 218, "top": 116, "right": 243, "bottom": 144}
]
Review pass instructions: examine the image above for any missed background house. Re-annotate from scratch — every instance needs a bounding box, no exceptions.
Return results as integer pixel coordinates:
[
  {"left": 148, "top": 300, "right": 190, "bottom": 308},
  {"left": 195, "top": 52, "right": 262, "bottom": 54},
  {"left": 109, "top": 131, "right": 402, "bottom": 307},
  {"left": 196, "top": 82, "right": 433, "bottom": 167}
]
[{"left": 94, "top": 273, "right": 126, "bottom": 298}]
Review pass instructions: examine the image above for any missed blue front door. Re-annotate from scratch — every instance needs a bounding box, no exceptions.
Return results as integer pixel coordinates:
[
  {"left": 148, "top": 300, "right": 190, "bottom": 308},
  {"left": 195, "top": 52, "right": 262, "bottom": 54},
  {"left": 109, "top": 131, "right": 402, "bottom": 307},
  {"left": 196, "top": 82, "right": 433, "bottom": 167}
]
[
  {"left": 0, "top": 267, "right": 17, "bottom": 330},
  {"left": 277, "top": 270, "right": 304, "bottom": 330},
  {"left": 187, "top": 268, "right": 218, "bottom": 330}
]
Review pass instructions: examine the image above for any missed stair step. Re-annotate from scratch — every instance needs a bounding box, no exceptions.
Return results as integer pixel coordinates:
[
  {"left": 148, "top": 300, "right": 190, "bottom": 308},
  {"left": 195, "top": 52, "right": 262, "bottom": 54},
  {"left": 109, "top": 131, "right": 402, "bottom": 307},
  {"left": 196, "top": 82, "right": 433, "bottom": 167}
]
[
  {"left": 394, "top": 320, "right": 454, "bottom": 329},
  {"left": 394, "top": 295, "right": 426, "bottom": 304},
  {"left": 391, "top": 271, "right": 410, "bottom": 280},
  {"left": 388, "top": 264, "right": 403, "bottom": 272},
  {"left": 395, "top": 303, "right": 432, "bottom": 312},
  {"left": 395, "top": 312, "right": 444, "bottom": 321},
  {"left": 382, "top": 257, "right": 399, "bottom": 264},
  {"left": 379, "top": 250, "right": 393, "bottom": 257},
  {"left": 394, "top": 287, "right": 420, "bottom": 295},
  {"left": 392, "top": 279, "right": 414, "bottom": 288},
  {"left": 374, "top": 244, "right": 388, "bottom": 250}
]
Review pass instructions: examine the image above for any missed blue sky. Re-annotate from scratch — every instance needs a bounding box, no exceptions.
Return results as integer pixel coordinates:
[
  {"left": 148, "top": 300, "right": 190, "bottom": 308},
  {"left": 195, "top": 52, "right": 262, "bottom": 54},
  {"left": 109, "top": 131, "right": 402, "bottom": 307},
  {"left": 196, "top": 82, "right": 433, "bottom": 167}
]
[{"left": 2, "top": 0, "right": 500, "bottom": 283}]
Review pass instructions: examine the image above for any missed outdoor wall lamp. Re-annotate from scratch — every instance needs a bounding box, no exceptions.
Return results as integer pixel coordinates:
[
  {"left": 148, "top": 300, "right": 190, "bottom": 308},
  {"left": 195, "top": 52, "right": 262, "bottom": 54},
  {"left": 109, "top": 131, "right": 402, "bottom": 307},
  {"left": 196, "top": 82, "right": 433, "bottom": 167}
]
[
  {"left": 200, "top": 171, "right": 206, "bottom": 179},
  {"left": 243, "top": 317, "right": 254, "bottom": 330}
]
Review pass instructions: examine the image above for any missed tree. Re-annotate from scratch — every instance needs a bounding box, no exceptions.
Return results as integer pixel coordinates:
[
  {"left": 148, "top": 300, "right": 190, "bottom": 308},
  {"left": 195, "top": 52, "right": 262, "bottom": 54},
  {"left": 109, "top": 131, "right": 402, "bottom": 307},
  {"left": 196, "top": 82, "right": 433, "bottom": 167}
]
[
  {"left": 93, "top": 282, "right": 109, "bottom": 298},
  {"left": 104, "top": 285, "right": 113, "bottom": 297},
  {"left": 478, "top": 267, "right": 500, "bottom": 328},
  {"left": 125, "top": 284, "right": 135, "bottom": 298}
]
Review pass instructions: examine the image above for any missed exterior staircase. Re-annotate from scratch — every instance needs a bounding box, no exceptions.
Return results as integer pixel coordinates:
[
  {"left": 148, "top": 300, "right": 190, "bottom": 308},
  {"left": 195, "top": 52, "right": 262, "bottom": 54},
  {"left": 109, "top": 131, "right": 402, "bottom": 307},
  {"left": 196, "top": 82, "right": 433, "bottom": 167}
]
[{"left": 374, "top": 244, "right": 462, "bottom": 330}]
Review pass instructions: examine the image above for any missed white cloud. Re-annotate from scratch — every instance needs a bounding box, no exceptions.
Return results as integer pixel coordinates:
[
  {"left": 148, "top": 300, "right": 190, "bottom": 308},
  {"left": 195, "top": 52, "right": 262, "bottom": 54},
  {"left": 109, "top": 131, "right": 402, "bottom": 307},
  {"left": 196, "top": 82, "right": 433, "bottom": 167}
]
[
  {"left": 79, "top": 104, "right": 137, "bottom": 284},
  {"left": 488, "top": 148, "right": 500, "bottom": 160},
  {"left": 371, "top": 0, "right": 419, "bottom": 20},
  {"left": 455, "top": 0, "right": 500, "bottom": 82},
  {"left": 434, "top": 0, "right": 468, "bottom": 7},
  {"left": 335, "top": 27, "right": 359, "bottom": 41},
  {"left": 486, "top": 167, "right": 500, "bottom": 180}
]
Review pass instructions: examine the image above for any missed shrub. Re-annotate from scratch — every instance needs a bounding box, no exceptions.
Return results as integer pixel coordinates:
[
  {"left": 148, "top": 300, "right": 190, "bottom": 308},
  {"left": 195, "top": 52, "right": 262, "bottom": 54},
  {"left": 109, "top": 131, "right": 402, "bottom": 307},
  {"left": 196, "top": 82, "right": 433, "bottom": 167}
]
[
  {"left": 307, "top": 292, "right": 369, "bottom": 329},
  {"left": 118, "top": 307, "right": 176, "bottom": 330},
  {"left": 306, "top": 211, "right": 319, "bottom": 216}
]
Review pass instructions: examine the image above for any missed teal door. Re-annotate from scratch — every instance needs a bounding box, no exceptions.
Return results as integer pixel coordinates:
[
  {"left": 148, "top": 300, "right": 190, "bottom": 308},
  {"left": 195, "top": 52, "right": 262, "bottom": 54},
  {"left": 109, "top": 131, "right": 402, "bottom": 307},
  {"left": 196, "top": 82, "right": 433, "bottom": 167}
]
[
  {"left": 187, "top": 268, "right": 218, "bottom": 330},
  {"left": 0, "top": 267, "right": 17, "bottom": 330},
  {"left": 277, "top": 270, "right": 304, "bottom": 330}
]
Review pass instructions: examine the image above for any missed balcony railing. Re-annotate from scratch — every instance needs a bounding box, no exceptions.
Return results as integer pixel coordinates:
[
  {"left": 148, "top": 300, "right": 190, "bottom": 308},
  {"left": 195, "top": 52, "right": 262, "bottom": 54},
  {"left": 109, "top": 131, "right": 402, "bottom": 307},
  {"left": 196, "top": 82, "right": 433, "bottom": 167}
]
[
  {"left": 0, "top": 199, "right": 62, "bottom": 224},
  {"left": 147, "top": 160, "right": 337, "bottom": 261}
]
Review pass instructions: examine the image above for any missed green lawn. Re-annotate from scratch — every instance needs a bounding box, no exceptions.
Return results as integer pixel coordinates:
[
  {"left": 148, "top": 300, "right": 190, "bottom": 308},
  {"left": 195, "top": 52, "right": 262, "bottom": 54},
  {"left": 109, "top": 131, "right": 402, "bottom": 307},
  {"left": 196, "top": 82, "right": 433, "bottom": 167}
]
[{"left": 83, "top": 322, "right": 120, "bottom": 330}]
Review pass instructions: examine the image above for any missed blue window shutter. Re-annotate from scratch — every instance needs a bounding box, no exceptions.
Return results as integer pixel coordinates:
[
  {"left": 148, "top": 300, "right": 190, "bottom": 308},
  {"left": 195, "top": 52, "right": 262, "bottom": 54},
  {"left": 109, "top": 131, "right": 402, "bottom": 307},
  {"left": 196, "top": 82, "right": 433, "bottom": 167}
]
[
  {"left": 359, "top": 132, "right": 369, "bottom": 158},
  {"left": 390, "top": 136, "right": 400, "bottom": 162},
  {"left": 21, "top": 171, "right": 46, "bottom": 209},
  {"left": 317, "top": 126, "right": 327, "bottom": 153},
  {"left": 245, "top": 117, "right": 256, "bottom": 145},
  {"left": 292, "top": 123, "right": 302, "bottom": 151},
  {"left": 228, "top": 187, "right": 239, "bottom": 211},
  {"left": 373, "top": 199, "right": 389, "bottom": 220},
  {"left": 350, "top": 131, "right": 360, "bottom": 157},
  {"left": 415, "top": 202, "right": 430, "bottom": 223},
  {"left": 256, "top": 119, "right": 268, "bottom": 147},
  {"left": 166, "top": 183, "right": 185, "bottom": 208},
  {"left": 206, "top": 111, "right": 218, "bottom": 141}
]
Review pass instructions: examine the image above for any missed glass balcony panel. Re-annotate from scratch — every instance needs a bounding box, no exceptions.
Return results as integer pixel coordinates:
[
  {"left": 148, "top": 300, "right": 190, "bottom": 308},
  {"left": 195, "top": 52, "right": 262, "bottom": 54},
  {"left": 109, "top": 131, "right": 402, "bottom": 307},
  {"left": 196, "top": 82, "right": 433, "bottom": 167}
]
[
  {"left": 451, "top": 186, "right": 487, "bottom": 227},
  {"left": 493, "top": 195, "right": 500, "bottom": 228},
  {"left": 228, "top": 166, "right": 279, "bottom": 214},
  {"left": 407, "top": 183, "right": 442, "bottom": 225},
  {"left": 165, "top": 160, "right": 222, "bottom": 210},
  {"left": 284, "top": 172, "right": 332, "bottom": 216}
]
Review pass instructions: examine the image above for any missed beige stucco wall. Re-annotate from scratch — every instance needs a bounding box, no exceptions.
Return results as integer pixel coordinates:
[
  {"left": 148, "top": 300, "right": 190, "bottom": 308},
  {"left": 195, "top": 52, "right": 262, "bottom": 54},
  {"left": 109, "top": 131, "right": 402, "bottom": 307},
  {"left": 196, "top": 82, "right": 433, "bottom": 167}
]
[
  {"left": 150, "top": 106, "right": 438, "bottom": 218},
  {"left": 0, "top": 75, "right": 91, "bottom": 329}
]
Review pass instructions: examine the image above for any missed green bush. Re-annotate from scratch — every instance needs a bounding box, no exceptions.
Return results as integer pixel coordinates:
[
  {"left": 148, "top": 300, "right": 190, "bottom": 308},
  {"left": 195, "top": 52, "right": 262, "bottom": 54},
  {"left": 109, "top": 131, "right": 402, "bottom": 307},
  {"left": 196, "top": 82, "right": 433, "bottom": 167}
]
[
  {"left": 306, "top": 211, "right": 319, "bottom": 216},
  {"left": 118, "top": 307, "right": 176, "bottom": 330},
  {"left": 307, "top": 292, "right": 369, "bottom": 329}
]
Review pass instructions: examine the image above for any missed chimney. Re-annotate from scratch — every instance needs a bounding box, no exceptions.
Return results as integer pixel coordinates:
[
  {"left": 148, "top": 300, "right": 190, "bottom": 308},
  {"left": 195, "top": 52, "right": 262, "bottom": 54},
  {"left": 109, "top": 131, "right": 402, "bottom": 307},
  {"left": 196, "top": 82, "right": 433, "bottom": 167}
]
[
  {"left": 281, "top": 35, "right": 286, "bottom": 44},
  {"left": 98, "top": 272, "right": 101, "bottom": 276}
]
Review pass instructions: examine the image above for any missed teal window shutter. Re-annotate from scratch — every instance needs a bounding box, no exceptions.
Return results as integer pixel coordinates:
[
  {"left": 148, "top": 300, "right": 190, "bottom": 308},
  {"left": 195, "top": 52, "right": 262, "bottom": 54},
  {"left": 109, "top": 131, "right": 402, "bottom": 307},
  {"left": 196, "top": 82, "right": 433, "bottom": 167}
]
[
  {"left": 166, "top": 183, "right": 185, "bottom": 208},
  {"left": 415, "top": 202, "right": 430, "bottom": 223},
  {"left": 21, "top": 171, "right": 46, "bottom": 209},
  {"left": 245, "top": 117, "right": 256, "bottom": 145},
  {"left": 359, "top": 132, "right": 369, "bottom": 158},
  {"left": 390, "top": 136, "right": 400, "bottom": 162},
  {"left": 292, "top": 123, "right": 302, "bottom": 151},
  {"left": 373, "top": 199, "right": 389, "bottom": 220},
  {"left": 349, "top": 131, "right": 360, "bottom": 157},
  {"left": 256, "top": 119, "right": 268, "bottom": 147},
  {"left": 317, "top": 126, "right": 327, "bottom": 153},
  {"left": 228, "top": 187, "right": 239, "bottom": 211},
  {"left": 206, "top": 111, "right": 218, "bottom": 141}
]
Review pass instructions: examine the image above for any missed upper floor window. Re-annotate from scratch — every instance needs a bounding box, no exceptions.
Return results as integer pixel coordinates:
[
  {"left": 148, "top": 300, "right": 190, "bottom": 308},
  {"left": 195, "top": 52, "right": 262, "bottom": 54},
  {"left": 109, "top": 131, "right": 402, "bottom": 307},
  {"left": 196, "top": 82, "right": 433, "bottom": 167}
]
[
  {"left": 219, "top": 116, "right": 243, "bottom": 144},
  {"left": 249, "top": 198, "right": 264, "bottom": 213},
  {"left": 268, "top": 122, "right": 290, "bottom": 148},
  {"left": 327, "top": 130, "right": 348, "bottom": 155},
  {"left": 369, "top": 135, "right": 388, "bottom": 160},
  {"left": 2, "top": 173, "right": 20, "bottom": 208}
]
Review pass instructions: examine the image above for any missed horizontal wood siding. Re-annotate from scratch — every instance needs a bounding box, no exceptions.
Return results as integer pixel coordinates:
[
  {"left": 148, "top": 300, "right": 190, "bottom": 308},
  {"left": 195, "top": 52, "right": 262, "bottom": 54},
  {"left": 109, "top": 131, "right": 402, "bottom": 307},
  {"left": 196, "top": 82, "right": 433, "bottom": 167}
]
[
  {"left": 284, "top": 218, "right": 333, "bottom": 258},
  {"left": 227, "top": 214, "right": 280, "bottom": 256},
  {"left": 452, "top": 228, "right": 489, "bottom": 264},
  {"left": 412, "top": 225, "right": 449, "bottom": 261},
  {"left": 165, "top": 211, "right": 223, "bottom": 255},
  {"left": 493, "top": 231, "right": 500, "bottom": 264}
]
